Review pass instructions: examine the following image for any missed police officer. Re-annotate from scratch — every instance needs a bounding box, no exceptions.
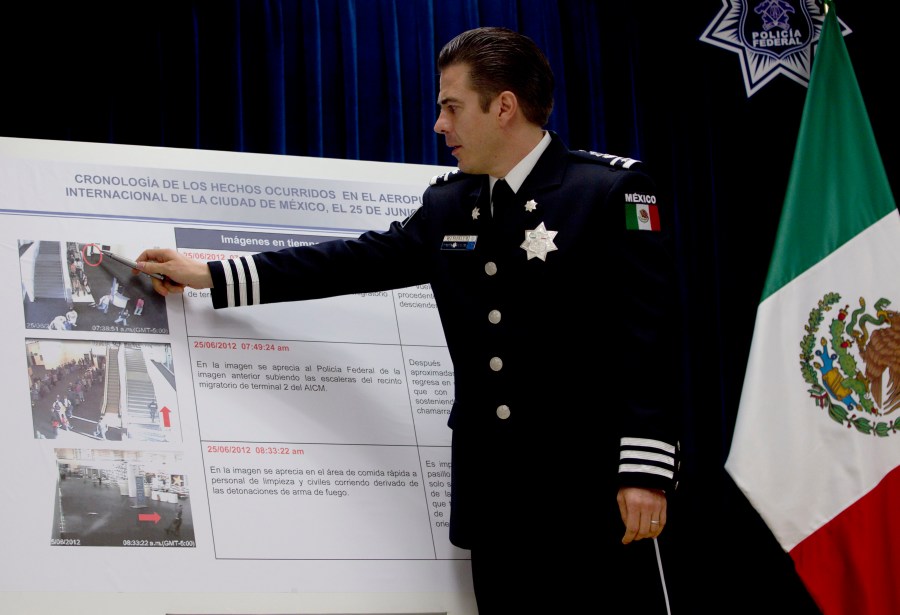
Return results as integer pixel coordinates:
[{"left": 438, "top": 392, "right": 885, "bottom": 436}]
[{"left": 136, "top": 26, "right": 680, "bottom": 615}]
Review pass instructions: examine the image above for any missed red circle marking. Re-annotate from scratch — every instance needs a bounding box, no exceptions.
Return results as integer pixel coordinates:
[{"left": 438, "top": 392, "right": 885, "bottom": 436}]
[{"left": 82, "top": 243, "right": 104, "bottom": 267}]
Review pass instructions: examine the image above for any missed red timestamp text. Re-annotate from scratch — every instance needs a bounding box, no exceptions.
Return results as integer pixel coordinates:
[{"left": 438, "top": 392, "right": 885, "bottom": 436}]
[
  {"left": 255, "top": 446, "right": 305, "bottom": 455},
  {"left": 193, "top": 340, "right": 237, "bottom": 350},
  {"left": 206, "top": 445, "right": 251, "bottom": 454},
  {"left": 239, "top": 342, "right": 290, "bottom": 351}
]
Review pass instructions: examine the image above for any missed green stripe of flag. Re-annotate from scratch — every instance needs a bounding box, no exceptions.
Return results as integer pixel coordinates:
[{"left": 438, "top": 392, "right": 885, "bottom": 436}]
[{"left": 761, "top": 1, "right": 897, "bottom": 302}]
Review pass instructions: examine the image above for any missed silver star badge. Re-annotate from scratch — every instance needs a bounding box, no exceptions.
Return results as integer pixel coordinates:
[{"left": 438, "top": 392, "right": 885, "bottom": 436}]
[
  {"left": 472, "top": 207, "right": 481, "bottom": 220},
  {"left": 520, "top": 222, "right": 558, "bottom": 261},
  {"left": 524, "top": 199, "right": 538, "bottom": 212}
]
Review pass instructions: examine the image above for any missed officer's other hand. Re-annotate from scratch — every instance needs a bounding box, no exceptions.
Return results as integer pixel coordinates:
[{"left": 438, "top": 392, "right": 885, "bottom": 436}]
[{"left": 618, "top": 486, "right": 666, "bottom": 544}]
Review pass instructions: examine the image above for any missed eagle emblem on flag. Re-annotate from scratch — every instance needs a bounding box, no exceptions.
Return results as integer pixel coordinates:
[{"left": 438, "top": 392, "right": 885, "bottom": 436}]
[{"left": 801, "top": 292, "right": 900, "bottom": 436}]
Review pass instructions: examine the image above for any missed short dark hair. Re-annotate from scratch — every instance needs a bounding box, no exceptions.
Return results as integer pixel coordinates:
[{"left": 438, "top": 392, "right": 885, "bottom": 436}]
[{"left": 437, "top": 26, "right": 554, "bottom": 127}]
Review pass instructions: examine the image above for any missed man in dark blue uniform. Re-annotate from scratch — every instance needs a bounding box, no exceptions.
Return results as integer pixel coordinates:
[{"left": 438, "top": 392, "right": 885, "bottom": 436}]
[{"left": 138, "top": 26, "right": 680, "bottom": 614}]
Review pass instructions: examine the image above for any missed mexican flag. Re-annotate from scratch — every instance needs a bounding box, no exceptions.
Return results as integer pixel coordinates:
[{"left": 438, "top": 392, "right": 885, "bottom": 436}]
[
  {"left": 724, "top": 2, "right": 900, "bottom": 614},
  {"left": 624, "top": 201, "right": 660, "bottom": 231}
]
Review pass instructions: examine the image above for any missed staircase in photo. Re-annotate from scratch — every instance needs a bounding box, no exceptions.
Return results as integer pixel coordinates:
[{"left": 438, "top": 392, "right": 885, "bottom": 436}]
[{"left": 123, "top": 345, "right": 165, "bottom": 442}]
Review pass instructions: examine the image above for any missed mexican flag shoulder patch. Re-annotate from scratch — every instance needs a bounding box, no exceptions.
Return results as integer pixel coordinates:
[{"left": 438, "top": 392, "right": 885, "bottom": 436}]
[{"left": 624, "top": 193, "right": 660, "bottom": 231}]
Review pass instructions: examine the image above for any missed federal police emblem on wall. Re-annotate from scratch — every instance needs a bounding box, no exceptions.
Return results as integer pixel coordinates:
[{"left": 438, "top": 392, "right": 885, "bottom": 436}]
[
  {"left": 701, "top": 0, "right": 851, "bottom": 96},
  {"left": 801, "top": 293, "right": 900, "bottom": 437}
]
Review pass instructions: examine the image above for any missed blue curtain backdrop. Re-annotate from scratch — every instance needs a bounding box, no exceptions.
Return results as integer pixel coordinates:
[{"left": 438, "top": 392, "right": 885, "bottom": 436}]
[{"left": 2, "top": 1, "right": 897, "bottom": 612}]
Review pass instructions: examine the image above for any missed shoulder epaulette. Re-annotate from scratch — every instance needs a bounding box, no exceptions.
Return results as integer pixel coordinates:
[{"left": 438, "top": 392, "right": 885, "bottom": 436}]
[
  {"left": 429, "top": 167, "right": 469, "bottom": 186},
  {"left": 571, "top": 150, "right": 643, "bottom": 170}
]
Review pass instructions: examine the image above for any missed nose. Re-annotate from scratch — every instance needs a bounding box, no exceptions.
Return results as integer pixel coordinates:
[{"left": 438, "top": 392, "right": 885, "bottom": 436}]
[{"left": 433, "top": 112, "right": 448, "bottom": 135}]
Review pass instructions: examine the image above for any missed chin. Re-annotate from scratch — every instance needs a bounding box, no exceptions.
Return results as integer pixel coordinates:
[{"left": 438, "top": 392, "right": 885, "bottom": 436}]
[{"left": 455, "top": 160, "right": 476, "bottom": 174}]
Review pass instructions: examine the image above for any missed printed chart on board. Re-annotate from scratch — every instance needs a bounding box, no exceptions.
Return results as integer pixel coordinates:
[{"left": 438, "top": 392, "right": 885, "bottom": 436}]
[{"left": 0, "top": 138, "right": 469, "bottom": 594}]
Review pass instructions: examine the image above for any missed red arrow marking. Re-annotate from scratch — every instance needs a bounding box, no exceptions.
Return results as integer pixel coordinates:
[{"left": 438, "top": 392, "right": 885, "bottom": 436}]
[
  {"left": 138, "top": 512, "right": 161, "bottom": 524},
  {"left": 161, "top": 406, "right": 172, "bottom": 428}
]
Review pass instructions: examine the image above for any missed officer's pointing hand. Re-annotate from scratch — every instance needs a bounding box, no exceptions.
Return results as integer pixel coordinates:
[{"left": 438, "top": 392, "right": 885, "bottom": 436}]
[{"left": 134, "top": 248, "right": 214, "bottom": 296}]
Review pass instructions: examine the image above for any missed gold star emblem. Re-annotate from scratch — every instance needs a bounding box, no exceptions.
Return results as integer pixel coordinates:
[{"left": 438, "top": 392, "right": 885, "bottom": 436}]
[
  {"left": 472, "top": 207, "right": 481, "bottom": 220},
  {"left": 524, "top": 199, "right": 538, "bottom": 212},
  {"left": 520, "top": 222, "right": 558, "bottom": 261}
]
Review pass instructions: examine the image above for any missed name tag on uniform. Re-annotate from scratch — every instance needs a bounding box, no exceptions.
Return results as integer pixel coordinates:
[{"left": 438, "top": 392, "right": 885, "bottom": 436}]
[{"left": 441, "top": 235, "right": 477, "bottom": 251}]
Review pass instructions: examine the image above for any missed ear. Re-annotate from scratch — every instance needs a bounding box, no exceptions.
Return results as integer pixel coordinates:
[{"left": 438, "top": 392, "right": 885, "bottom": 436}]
[{"left": 495, "top": 90, "right": 518, "bottom": 125}]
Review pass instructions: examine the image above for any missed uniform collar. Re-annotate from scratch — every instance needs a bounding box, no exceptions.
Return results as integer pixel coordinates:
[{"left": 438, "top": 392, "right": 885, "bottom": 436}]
[{"left": 489, "top": 131, "right": 551, "bottom": 196}]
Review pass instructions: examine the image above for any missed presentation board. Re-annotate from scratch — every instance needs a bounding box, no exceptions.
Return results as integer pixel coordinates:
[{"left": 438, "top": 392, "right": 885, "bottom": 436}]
[{"left": 0, "top": 137, "right": 477, "bottom": 614}]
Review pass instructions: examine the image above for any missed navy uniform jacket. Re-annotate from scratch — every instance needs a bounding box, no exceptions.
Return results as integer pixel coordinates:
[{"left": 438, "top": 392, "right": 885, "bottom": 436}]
[{"left": 208, "top": 132, "right": 680, "bottom": 550}]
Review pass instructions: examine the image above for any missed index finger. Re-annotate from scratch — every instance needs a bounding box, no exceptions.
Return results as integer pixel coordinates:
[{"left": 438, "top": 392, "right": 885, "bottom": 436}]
[{"left": 620, "top": 506, "right": 641, "bottom": 544}]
